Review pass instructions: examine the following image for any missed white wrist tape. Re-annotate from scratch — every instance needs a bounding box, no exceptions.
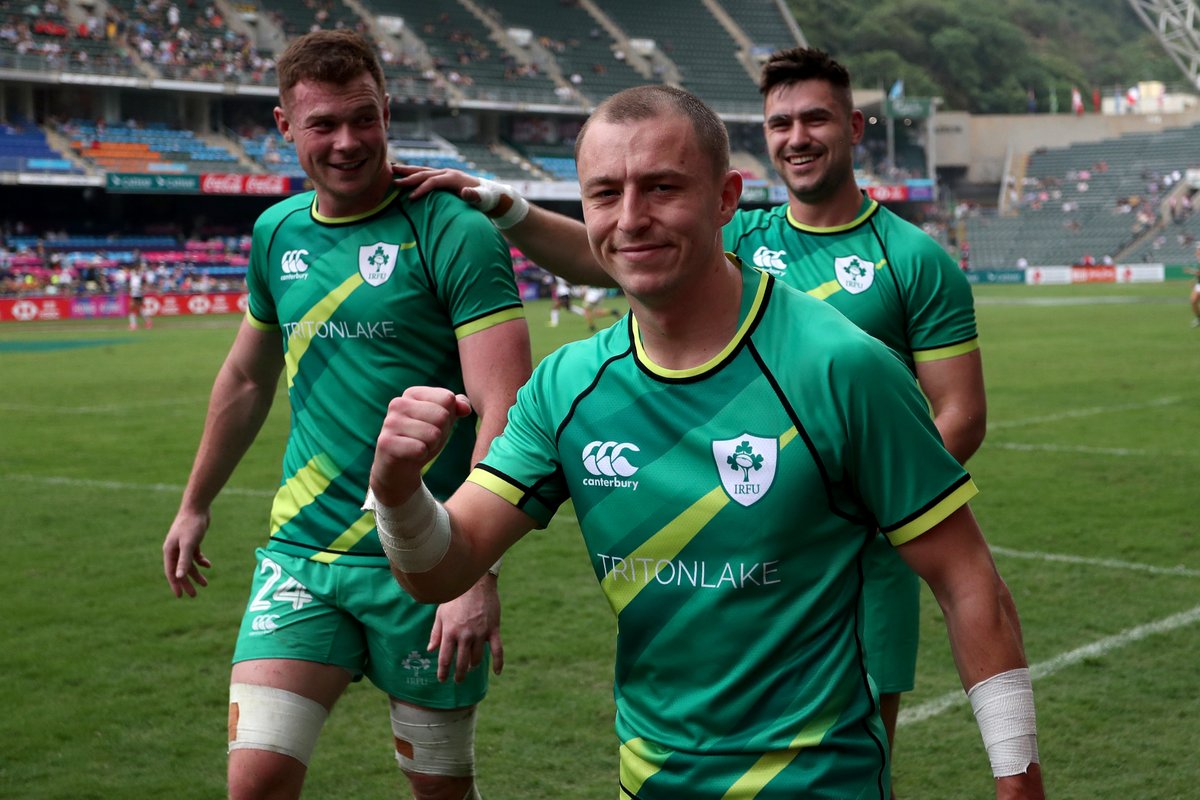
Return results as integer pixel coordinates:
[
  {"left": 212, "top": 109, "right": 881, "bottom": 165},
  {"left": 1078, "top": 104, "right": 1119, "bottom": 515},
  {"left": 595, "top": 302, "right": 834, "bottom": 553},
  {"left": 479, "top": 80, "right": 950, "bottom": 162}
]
[
  {"left": 364, "top": 483, "right": 451, "bottom": 573},
  {"left": 968, "top": 667, "right": 1039, "bottom": 778},
  {"left": 472, "top": 177, "right": 529, "bottom": 229}
]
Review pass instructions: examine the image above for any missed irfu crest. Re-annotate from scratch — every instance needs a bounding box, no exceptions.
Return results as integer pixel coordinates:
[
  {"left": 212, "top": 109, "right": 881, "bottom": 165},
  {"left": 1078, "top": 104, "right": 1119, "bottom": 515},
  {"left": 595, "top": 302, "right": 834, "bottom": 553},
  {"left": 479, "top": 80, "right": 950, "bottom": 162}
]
[
  {"left": 359, "top": 241, "right": 400, "bottom": 286},
  {"left": 712, "top": 434, "right": 778, "bottom": 507},
  {"left": 834, "top": 254, "right": 875, "bottom": 294}
]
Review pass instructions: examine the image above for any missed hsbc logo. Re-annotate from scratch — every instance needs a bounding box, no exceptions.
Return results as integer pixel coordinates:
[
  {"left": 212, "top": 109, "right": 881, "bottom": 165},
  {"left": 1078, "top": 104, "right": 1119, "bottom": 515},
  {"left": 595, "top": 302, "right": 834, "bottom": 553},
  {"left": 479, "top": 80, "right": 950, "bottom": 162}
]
[
  {"left": 281, "top": 249, "right": 310, "bottom": 280},
  {"left": 11, "top": 300, "right": 38, "bottom": 321}
]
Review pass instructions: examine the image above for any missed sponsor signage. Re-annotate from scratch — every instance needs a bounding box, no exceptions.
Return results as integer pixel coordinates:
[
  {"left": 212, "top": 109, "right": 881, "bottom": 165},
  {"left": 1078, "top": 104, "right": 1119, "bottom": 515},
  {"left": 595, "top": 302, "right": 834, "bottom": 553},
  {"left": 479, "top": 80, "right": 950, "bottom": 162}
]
[
  {"left": 866, "top": 184, "right": 909, "bottom": 202},
  {"left": 200, "top": 173, "right": 291, "bottom": 195},
  {"left": 107, "top": 172, "right": 292, "bottom": 195},
  {"left": 964, "top": 270, "right": 1026, "bottom": 285},
  {"left": 107, "top": 172, "right": 201, "bottom": 193},
  {"left": 0, "top": 292, "right": 247, "bottom": 323}
]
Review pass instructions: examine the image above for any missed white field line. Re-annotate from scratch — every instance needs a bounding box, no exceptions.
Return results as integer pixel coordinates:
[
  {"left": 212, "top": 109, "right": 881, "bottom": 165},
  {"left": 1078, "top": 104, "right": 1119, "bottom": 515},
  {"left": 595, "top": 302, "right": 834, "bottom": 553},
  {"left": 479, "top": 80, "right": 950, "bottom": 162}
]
[
  {"left": 987, "top": 396, "right": 1181, "bottom": 431},
  {"left": 0, "top": 397, "right": 206, "bottom": 414},
  {"left": 899, "top": 603, "right": 1200, "bottom": 726},
  {"left": 987, "top": 441, "right": 1181, "bottom": 457},
  {"left": 1, "top": 473, "right": 274, "bottom": 498},
  {"left": 990, "top": 545, "right": 1200, "bottom": 578}
]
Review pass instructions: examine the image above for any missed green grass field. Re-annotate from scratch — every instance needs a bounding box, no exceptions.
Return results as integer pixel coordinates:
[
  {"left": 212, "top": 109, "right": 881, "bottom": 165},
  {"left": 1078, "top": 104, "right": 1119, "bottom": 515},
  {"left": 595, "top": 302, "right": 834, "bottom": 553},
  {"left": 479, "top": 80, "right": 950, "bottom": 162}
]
[{"left": 1, "top": 282, "right": 1196, "bottom": 799}]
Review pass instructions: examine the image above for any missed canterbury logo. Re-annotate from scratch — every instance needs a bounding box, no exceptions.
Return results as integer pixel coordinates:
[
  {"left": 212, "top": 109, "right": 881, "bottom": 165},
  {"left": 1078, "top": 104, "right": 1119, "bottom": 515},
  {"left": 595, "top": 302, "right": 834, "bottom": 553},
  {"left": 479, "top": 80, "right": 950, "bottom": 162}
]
[
  {"left": 753, "top": 245, "right": 787, "bottom": 275},
  {"left": 281, "top": 249, "right": 309, "bottom": 274},
  {"left": 582, "top": 441, "right": 640, "bottom": 477}
]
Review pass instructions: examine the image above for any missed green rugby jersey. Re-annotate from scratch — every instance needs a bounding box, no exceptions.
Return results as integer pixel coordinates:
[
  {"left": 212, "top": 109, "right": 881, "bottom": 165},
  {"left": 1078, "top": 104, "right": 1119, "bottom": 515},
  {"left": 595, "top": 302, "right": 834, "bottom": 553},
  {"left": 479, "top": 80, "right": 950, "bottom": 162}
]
[
  {"left": 246, "top": 188, "right": 523, "bottom": 566},
  {"left": 469, "top": 261, "right": 976, "bottom": 799},
  {"left": 723, "top": 195, "right": 977, "bottom": 371}
]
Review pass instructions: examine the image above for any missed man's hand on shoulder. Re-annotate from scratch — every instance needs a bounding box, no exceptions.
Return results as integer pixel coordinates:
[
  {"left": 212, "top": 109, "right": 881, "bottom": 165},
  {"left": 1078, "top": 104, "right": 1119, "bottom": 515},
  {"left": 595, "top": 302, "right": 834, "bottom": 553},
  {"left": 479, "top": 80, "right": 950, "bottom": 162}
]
[{"left": 391, "top": 164, "right": 528, "bottom": 228}]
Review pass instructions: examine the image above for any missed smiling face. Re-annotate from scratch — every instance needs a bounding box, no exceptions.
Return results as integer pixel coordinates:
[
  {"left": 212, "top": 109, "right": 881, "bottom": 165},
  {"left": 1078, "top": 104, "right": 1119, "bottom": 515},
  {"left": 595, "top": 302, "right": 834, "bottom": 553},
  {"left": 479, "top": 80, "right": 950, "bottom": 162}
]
[
  {"left": 577, "top": 111, "right": 740, "bottom": 307},
  {"left": 763, "top": 78, "right": 864, "bottom": 213},
  {"left": 274, "top": 71, "right": 391, "bottom": 218}
]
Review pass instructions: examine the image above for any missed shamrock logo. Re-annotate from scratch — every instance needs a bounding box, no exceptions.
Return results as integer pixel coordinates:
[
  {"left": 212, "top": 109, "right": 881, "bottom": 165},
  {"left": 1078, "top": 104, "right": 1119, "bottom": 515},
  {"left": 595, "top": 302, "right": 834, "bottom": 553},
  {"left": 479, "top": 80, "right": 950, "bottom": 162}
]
[
  {"left": 727, "top": 440, "right": 764, "bottom": 483},
  {"left": 367, "top": 246, "right": 390, "bottom": 269}
]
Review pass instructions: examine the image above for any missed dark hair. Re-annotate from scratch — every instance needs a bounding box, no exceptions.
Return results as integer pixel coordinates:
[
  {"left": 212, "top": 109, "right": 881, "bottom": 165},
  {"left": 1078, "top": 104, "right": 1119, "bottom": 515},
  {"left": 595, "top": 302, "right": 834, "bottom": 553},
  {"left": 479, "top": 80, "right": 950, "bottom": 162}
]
[
  {"left": 276, "top": 30, "right": 386, "bottom": 105},
  {"left": 759, "top": 47, "right": 853, "bottom": 112},
  {"left": 574, "top": 85, "right": 729, "bottom": 178}
]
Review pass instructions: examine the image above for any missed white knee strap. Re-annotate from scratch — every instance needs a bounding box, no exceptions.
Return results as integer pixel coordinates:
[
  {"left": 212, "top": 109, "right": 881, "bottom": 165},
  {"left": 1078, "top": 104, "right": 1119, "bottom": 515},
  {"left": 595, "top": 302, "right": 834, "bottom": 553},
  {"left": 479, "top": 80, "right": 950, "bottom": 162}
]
[
  {"left": 389, "top": 700, "right": 478, "bottom": 778},
  {"left": 228, "top": 683, "right": 328, "bottom": 765}
]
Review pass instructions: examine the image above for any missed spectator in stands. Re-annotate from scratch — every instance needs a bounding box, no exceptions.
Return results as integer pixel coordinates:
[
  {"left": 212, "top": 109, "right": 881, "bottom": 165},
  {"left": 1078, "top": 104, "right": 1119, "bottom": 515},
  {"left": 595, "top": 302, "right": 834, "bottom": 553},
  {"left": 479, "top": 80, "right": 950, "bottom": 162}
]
[
  {"left": 161, "top": 29, "right": 530, "bottom": 800},
  {"left": 391, "top": 47, "right": 996, "bottom": 798}
]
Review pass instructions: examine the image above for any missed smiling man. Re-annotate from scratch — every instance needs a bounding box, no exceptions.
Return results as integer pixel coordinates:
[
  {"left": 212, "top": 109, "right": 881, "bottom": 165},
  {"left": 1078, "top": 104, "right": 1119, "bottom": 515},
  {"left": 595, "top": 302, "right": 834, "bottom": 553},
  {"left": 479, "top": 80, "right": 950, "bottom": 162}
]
[
  {"left": 367, "top": 85, "right": 1042, "bottom": 800},
  {"left": 162, "top": 29, "right": 530, "bottom": 800},
  {"left": 393, "top": 50, "right": 988, "bottom": 787}
]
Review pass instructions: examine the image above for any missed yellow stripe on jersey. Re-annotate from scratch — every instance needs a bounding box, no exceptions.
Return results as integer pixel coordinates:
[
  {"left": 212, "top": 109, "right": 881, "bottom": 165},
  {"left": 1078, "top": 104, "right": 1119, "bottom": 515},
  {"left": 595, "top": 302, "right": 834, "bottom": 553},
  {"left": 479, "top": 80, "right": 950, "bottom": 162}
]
[
  {"left": 269, "top": 452, "right": 339, "bottom": 535},
  {"left": 283, "top": 272, "right": 364, "bottom": 389},
  {"left": 454, "top": 305, "right": 526, "bottom": 340},
  {"left": 633, "top": 267, "right": 769, "bottom": 380},
  {"left": 912, "top": 336, "right": 980, "bottom": 363},
  {"left": 602, "top": 426, "right": 799, "bottom": 617},
  {"left": 309, "top": 511, "right": 376, "bottom": 563},
  {"left": 466, "top": 467, "right": 526, "bottom": 506},
  {"left": 885, "top": 477, "right": 978, "bottom": 546},
  {"left": 602, "top": 486, "right": 730, "bottom": 615},
  {"left": 244, "top": 310, "right": 279, "bottom": 331},
  {"left": 804, "top": 258, "right": 889, "bottom": 303},
  {"left": 310, "top": 189, "right": 401, "bottom": 224},
  {"left": 721, "top": 675, "right": 856, "bottom": 798},
  {"left": 619, "top": 737, "right": 673, "bottom": 797},
  {"left": 785, "top": 199, "right": 877, "bottom": 233}
]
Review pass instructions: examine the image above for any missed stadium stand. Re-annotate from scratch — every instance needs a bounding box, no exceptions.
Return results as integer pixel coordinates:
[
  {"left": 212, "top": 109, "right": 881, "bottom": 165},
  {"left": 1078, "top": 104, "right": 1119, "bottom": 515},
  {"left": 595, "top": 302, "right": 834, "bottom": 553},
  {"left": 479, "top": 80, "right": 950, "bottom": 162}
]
[
  {"left": 0, "top": 1, "right": 137, "bottom": 76},
  {"left": 600, "top": 0, "right": 760, "bottom": 113},
  {"left": 365, "top": 0, "right": 565, "bottom": 107},
  {"left": 966, "top": 122, "right": 1200, "bottom": 268},
  {"left": 106, "top": 0, "right": 276, "bottom": 85},
  {"left": 64, "top": 121, "right": 240, "bottom": 174},
  {"left": 0, "top": 120, "right": 81, "bottom": 174},
  {"left": 484, "top": 0, "right": 646, "bottom": 104},
  {"left": 717, "top": 0, "right": 802, "bottom": 53}
]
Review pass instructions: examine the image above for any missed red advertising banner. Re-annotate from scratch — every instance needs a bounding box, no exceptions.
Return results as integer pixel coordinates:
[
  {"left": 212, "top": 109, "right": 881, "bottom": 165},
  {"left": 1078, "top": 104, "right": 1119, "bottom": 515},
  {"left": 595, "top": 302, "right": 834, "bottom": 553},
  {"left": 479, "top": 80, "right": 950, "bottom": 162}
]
[
  {"left": 1070, "top": 266, "right": 1117, "bottom": 283},
  {"left": 866, "top": 184, "right": 910, "bottom": 202},
  {"left": 0, "top": 292, "right": 248, "bottom": 323},
  {"left": 199, "top": 173, "right": 291, "bottom": 195}
]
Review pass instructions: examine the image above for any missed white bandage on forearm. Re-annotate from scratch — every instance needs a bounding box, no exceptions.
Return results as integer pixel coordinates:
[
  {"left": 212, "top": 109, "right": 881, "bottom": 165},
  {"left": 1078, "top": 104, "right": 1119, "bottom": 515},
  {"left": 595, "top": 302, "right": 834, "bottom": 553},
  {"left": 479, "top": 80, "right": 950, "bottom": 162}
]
[
  {"left": 472, "top": 177, "right": 529, "bottom": 229},
  {"left": 363, "top": 483, "right": 451, "bottom": 573},
  {"left": 967, "top": 667, "right": 1039, "bottom": 778}
]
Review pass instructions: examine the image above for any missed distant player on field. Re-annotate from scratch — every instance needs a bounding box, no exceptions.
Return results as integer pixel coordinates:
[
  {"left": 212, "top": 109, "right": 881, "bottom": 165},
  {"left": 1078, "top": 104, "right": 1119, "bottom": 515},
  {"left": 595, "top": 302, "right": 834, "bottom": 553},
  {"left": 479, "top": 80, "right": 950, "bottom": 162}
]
[
  {"left": 369, "top": 84, "right": 1042, "bottom": 800},
  {"left": 161, "top": 29, "right": 530, "bottom": 800},
  {"left": 391, "top": 48, "right": 990, "bottom": 792}
]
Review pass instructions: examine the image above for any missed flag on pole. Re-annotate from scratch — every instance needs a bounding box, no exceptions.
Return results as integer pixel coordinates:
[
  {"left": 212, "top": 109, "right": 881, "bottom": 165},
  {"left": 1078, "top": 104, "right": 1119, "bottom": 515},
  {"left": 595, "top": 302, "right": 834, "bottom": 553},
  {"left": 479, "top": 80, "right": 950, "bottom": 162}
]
[
  {"left": 1071, "top": 87, "right": 1084, "bottom": 115},
  {"left": 889, "top": 79, "right": 904, "bottom": 100}
]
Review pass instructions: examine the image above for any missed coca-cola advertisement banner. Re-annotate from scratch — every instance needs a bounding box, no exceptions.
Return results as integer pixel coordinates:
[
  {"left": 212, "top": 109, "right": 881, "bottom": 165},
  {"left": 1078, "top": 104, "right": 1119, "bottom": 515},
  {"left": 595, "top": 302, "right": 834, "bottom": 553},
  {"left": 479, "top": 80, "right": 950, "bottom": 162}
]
[{"left": 200, "top": 174, "right": 292, "bottom": 195}]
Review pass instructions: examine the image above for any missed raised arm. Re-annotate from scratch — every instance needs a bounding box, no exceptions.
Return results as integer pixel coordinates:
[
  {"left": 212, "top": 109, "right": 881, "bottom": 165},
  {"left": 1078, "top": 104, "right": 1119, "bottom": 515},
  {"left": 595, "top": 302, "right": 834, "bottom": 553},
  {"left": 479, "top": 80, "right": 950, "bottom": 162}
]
[
  {"left": 897, "top": 505, "right": 1044, "bottom": 799},
  {"left": 393, "top": 164, "right": 614, "bottom": 287},
  {"left": 422, "top": 316, "right": 532, "bottom": 682},
  {"left": 163, "top": 319, "right": 284, "bottom": 597},
  {"left": 916, "top": 349, "right": 987, "bottom": 463},
  {"left": 367, "top": 387, "right": 536, "bottom": 601}
]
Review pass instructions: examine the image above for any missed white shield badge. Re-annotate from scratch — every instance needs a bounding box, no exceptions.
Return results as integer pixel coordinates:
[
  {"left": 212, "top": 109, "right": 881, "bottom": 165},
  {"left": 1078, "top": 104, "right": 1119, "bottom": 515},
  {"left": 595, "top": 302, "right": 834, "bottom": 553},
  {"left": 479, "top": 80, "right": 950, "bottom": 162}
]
[
  {"left": 834, "top": 254, "right": 875, "bottom": 294},
  {"left": 712, "top": 433, "right": 778, "bottom": 507},
  {"left": 359, "top": 242, "right": 400, "bottom": 286}
]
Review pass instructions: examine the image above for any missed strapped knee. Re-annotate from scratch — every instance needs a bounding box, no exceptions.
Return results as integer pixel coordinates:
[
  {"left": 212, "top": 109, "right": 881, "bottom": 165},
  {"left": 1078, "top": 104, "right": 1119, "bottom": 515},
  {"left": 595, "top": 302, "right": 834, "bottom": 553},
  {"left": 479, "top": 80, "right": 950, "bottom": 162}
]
[
  {"left": 389, "top": 700, "right": 478, "bottom": 778},
  {"left": 228, "top": 683, "right": 328, "bottom": 766}
]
